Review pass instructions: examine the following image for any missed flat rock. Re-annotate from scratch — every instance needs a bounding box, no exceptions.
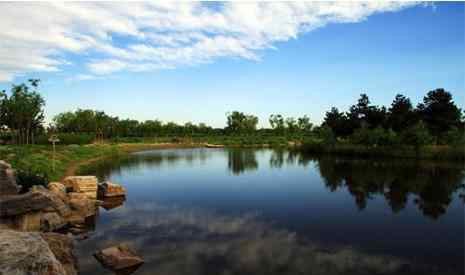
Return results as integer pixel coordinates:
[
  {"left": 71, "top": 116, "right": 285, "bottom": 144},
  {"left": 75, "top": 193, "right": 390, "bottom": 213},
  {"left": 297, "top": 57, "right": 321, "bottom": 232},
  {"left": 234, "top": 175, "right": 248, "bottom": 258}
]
[
  {"left": 0, "top": 229, "right": 67, "bottom": 275},
  {"left": 94, "top": 244, "right": 144, "bottom": 274},
  {"left": 98, "top": 181, "right": 126, "bottom": 198}
]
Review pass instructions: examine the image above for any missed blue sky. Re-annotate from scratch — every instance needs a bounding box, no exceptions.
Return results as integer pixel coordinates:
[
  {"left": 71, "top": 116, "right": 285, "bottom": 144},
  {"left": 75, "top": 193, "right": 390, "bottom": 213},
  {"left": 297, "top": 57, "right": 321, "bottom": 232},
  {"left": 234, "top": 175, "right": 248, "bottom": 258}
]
[{"left": 0, "top": 2, "right": 463, "bottom": 128}]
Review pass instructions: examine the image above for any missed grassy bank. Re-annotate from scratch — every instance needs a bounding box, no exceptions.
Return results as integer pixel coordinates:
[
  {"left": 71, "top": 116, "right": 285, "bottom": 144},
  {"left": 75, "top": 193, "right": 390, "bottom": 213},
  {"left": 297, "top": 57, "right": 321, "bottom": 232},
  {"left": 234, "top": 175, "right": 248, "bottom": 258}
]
[{"left": 300, "top": 141, "right": 465, "bottom": 160}]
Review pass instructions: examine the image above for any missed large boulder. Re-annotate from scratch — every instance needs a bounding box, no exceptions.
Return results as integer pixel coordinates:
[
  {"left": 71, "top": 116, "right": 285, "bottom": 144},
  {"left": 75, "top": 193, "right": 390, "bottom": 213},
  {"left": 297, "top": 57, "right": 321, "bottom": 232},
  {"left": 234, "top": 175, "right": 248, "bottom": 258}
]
[
  {"left": 98, "top": 181, "right": 126, "bottom": 198},
  {"left": 63, "top": 176, "right": 98, "bottom": 199},
  {"left": 0, "top": 229, "right": 67, "bottom": 275},
  {"left": 0, "top": 186, "right": 70, "bottom": 232},
  {"left": 41, "top": 233, "right": 78, "bottom": 275},
  {"left": 31, "top": 185, "right": 71, "bottom": 218},
  {"left": 94, "top": 244, "right": 144, "bottom": 274},
  {"left": 0, "top": 191, "right": 52, "bottom": 217},
  {"left": 0, "top": 160, "right": 20, "bottom": 196}
]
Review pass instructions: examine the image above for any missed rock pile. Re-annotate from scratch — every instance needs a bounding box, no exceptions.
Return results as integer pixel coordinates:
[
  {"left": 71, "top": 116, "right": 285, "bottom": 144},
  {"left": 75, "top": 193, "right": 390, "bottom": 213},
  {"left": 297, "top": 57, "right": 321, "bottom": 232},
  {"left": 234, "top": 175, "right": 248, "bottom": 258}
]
[{"left": 0, "top": 160, "right": 131, "bottom": 274}]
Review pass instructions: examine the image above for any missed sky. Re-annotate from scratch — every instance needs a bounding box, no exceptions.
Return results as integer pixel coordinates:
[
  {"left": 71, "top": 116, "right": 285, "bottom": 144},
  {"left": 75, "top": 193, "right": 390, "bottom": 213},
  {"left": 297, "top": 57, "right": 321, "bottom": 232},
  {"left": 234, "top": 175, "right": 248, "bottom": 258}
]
[{"left": 0, "top": 2, "right": 463, "bottom": 128}]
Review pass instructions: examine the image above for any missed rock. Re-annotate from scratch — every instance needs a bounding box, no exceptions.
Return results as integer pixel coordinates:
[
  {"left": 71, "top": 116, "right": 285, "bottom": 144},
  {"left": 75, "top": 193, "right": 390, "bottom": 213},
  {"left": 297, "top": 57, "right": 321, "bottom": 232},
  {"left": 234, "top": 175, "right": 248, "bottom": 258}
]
[
  {"left": 68, "top": 192, "right": 98, "bottom": 218},
  {"left": 63, "top": 176, "right": 98, "bottom": 199},
  {"left": 94, "top": 244, "right": 144, "bottom": 274},
  {"left": 0, "top": 191, "right": 52, "bottom": 217},
  {"left": 41, "top": 212, "right": 67, "bottom": 232},
  {"left": 98, "top": 181, "right": 126, "bottom": 198},
  {"left": 0, "top": 160, "right": 20, "bottom": 196},
  {"left": 48, "top": 182, "right": 68, "bottom": 203},
  {"left": 41, "top": 232, "right": 78, "bottom": 275},
  {"left": 0, "top": 229, "right": 67, "bottom": 275},
  {"left": 31, "top": 185, "right": 71, "bottom": 218}
]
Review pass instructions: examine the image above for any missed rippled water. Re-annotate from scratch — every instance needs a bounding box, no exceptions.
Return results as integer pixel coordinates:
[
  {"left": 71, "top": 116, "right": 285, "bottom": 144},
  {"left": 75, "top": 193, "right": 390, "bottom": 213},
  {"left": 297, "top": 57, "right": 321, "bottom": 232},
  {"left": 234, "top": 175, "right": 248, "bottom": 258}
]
[{"left": 77, "top": 148, "right": 465, "bottom": 275}]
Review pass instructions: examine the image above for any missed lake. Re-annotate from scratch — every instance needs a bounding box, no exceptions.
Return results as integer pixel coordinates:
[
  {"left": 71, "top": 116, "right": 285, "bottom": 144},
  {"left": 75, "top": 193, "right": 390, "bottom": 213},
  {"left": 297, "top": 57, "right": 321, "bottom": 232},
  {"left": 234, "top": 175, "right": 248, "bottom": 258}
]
[{"left": 77, "top": 148, "right": 464, "bottom": 275}]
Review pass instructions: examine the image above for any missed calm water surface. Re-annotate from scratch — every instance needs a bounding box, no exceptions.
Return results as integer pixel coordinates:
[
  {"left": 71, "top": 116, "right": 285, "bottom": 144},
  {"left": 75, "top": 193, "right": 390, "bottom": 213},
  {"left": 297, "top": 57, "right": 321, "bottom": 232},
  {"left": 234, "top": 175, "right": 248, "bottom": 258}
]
[{"left": 77, "top": 148, "right": 464, "bottom": 275}]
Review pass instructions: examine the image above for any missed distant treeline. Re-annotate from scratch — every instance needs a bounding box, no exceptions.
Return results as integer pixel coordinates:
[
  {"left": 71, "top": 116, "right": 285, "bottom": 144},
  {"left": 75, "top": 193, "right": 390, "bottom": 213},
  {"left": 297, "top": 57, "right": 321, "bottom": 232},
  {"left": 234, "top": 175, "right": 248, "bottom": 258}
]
[
  {"left": 0, "top": 79, "right": 464, "bottom": 147},
  {"left": 319, "top": 90, "right": 464, "bottom": 146}
]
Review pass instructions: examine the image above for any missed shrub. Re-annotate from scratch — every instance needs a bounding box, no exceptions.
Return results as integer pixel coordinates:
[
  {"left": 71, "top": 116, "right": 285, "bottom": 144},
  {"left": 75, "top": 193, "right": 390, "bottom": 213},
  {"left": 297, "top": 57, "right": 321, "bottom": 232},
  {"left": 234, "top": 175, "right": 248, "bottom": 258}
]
[
  {"left": 316, "top": 126, "right": 336, "bottom": 146},
  {"left": 16, "top": 169, "right": 49, "bottom": 193},
  {"left": 400, "top": 121, "right": 434, "bottom": 148}
]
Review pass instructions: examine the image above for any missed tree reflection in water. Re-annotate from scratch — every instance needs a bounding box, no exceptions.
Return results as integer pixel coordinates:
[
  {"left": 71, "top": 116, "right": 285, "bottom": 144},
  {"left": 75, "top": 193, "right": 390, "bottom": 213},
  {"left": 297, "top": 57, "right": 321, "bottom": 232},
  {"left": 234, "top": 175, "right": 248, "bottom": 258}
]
[
  {"left": 313, "top": 156, "right": 465, "bottom": 219},
  {"left": 227, "top": 148, "right": 259, "bottom": 175},
  {"left": 82, "top": 149, "right": 465, "bottom": 220}
]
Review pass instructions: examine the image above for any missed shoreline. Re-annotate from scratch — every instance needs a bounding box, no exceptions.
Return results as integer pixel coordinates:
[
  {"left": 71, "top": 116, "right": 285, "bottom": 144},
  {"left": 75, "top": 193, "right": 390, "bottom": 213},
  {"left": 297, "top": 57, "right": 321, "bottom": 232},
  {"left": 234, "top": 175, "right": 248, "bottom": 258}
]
[{"left": 61, "top": 143, "right": 208, "bottom": 179}]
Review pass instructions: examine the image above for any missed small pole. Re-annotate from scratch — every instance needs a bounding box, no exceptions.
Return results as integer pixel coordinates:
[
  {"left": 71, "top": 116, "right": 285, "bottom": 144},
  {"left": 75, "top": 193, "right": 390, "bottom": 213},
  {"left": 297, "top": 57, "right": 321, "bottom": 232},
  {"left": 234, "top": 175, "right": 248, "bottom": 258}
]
[{"left": 48, "top": 135, "right": 60, "bottom": 172}]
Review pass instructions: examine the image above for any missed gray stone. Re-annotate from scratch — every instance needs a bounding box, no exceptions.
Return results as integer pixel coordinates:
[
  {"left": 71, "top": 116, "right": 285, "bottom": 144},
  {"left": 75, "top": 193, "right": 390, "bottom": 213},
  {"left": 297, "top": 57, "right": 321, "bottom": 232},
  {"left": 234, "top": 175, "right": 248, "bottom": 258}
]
[{"left": 0, "top": 229, "right": 67, "bottom": 275}]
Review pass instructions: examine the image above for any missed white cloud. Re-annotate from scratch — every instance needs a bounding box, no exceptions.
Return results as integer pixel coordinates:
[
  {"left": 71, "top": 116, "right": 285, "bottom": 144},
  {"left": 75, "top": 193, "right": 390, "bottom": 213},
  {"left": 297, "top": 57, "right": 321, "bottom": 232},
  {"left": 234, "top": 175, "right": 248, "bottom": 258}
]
[{"left": 0, "top": 2, "right": 418, "bottom": 81}]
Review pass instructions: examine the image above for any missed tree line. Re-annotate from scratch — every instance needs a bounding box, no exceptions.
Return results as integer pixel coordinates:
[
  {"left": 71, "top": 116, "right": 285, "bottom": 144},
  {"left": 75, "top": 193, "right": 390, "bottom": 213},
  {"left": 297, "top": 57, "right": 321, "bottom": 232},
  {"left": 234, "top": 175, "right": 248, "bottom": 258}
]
[
  {"left": 0, "top": 79, "right": 463, "bottom": 146},
  {"left": 321, "top": 89, "right": 464, "bottom": 146}
]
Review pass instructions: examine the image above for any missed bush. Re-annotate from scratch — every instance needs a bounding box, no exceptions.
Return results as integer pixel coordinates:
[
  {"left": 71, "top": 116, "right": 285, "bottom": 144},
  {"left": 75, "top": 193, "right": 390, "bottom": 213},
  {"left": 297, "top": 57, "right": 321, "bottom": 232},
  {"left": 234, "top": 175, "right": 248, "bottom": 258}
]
[
  {"left": 350, "top": 127, "right": 399, "bottom": 146},
  {"left": 316, "top": 126, "right": 336, "bottom": 146},
  {"left": 400, "top": 121, "right": 434, "bottom": 148},
  {"left": 16, "top": 169, "right": 49, "bottom": 193}
]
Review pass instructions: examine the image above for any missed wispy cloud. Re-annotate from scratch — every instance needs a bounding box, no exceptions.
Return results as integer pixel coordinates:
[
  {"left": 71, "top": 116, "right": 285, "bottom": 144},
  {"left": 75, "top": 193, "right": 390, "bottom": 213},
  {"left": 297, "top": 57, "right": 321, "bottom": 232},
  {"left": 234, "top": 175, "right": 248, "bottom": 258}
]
[{"left": 0, "top": 2, "right": 417, "bottom": 82}]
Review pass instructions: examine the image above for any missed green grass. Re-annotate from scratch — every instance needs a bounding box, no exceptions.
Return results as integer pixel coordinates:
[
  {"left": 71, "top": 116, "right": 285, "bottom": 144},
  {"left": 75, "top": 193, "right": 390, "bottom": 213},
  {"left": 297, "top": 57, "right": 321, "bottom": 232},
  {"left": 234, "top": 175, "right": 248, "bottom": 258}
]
[{"left": 0, "top": 144, "right": 120, "bottom": 181}]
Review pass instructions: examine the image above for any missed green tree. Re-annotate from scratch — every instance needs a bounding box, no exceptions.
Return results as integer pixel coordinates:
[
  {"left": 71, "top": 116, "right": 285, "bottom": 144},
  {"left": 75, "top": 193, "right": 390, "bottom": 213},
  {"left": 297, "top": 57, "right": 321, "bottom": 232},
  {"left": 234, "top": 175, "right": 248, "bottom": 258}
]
[
  {"left": 0, "top": 79, "right": 45, "bottom": 144},
  {"left": 297, "top": 115, "right": 313, "bottom": 133},
  {"left": 388, "top": 94, "right": 417, "bottom": 132},
  {"left": 226, "top": 111, "right": 258, "bottom": 133},
  {"left": 269, "top": 114, "right": 285, "bottom": 134},
  {"left": 323, "top": 107, "right": 350, "bottom": 137},
  {"left": 417, "top": 88, "right": 462, "bottom": 138}
]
